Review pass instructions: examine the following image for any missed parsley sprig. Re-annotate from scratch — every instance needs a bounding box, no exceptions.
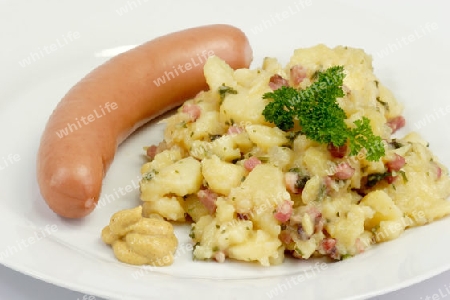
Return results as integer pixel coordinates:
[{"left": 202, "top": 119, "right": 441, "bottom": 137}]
[{"left": 262, "top": 66, "right": 385, "bottom": 161}]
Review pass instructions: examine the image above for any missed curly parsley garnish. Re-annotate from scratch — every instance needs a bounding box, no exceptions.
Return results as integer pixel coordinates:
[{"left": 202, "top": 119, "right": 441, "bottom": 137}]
[{"left": 262, "top": 66, "right": 385, "bottom": 161}]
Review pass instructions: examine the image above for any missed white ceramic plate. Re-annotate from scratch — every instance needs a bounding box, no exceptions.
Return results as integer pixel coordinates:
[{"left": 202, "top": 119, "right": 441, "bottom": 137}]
[{"left": 2, "top": 1, "right": 449, "bottom": 299}]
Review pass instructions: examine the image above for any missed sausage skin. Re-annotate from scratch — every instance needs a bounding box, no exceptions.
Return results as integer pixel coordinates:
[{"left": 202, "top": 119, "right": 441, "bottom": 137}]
[{"left": 37, "top": 24, "right": 253, "bottom": 218}]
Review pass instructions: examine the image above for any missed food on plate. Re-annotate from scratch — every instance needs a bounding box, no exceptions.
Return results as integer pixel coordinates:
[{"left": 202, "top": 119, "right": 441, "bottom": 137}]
[
  {"left": 101, "top": 206, "right": 177, "bottom": 266},
  {"left": 129, "top": 44, "right": 450, "bottom": 266},
  {"left": 36, "top": 24, "right": 253, "bottom": 218}
]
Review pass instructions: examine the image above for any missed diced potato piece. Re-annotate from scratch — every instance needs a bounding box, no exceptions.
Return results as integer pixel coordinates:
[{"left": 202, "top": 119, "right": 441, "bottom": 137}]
[
  {"left": 189, "top": 140, "right": 211, "bottom": 160},
  {"left": 192, "top": 90, "right": 220, "bottom": 110},
  {"left": 192, "top": 220, "right": 218, "bottom": 259},
  {"left": 302, "top": 147, "right": 331, "bottom": 177},
  {"left": 210, "top": 135, "right": 241, "bottom": 162},
  {"left": 220, "top": 92, "right": 269, "bottom": 127},
  {"left": 163, "top": 114, "right": 192, "bottom": 146},
  {"left": 262, "top": 57, "right": 286, "bottom": 76},
  {"left": 360, "top": 190, "right": 403, "bottom": 229},
  {"left": 215, "top": 198, "right": 235, "bottom": 224},
  {"left": 201, "top": 155, "right": 246, "bottom": 195},
  {"left": 192, "top": 216, "right": 254, "bottom": 260},
  {"left": 267, "top": 146, "right": 294, "bottom": 171},
  {"left": 293, "top": 134, "right": 319, "bottom": 153},
  {"left": 191, "top": 111, "right": 224, "bottom": 140},
  {"left": 252, "top": 210, "right": 281, "bottom": 238},
  {"left": 141, "top": 148, "right": 183, "bottom": 174},
  {"left": 301, "top": 213, "right": 315, "bottom": 236},
  {"left": 246, "top": 72, "right": 272, "bottom": 97},
  {"left": 204, "top": 56, "right": 237, "bottom": 91},
  {"left": 373, "top": 220, "right": 405, "bottom": 243},
  {"left": 293, "top": 238, "right": 318, "bottom": 259},
  {"left": 245, "top": 125, "right": 288, "bottom": 150},
  {"left": 229, "top": 132, "right": 254, "bottom": 153},
  {"left": 302, "top": 175, "right": 322, "bottom": 204},
  {"left": 233, "top": 69, "right": 262, "bottom": 88},
  {"left": 362, "top": 160, "right": 385, "bottom": 175},
  {"left": 358, "top": 231, "right": 374, "bottom": 250},
  {"left": 385, "top": 142, "right": 450, "bottom": 225},
  {"left": 400, "top": 132, "right": 428, "bottom": 147},
  {"left": 191, "top": 215, "right": 214, "bottom": 242},
  {"left": 350, "top": 160, "right": 362, "bottom": 189},
  {"left": 269, "top": 246, "right": 285, "bottom": 266},
  {"left": 184, "top": 194, "right": 209, "bottom": 222},
  {"left": 227, "top": 230, "right": 282, "bottom": 266},
  {"left": 142, "top": 197, "right": 186, "bottom": 222},
  {"left": 140, "top": 157, "right": 202, "bottom": 201},
  {"left": 326, "top": 204, "right": 366, "bottom": 249},
  {"left": 217, "top": 220, "right": 253, "bottom": 248},
  {"left": 229, "top": 164, "right": 290, "bottom": 213}
]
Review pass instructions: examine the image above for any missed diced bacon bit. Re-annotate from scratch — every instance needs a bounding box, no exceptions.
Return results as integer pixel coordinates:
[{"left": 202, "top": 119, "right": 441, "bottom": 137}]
[
  {"left": 386, "top": 154, "right": 406, "bottom": 172},
  {"left": 387, "top": 116, "right": 406, "bottom": 134},
  {"left": 182, "top": 103, "right": 201, "bottom": 122},
  {"left": 197, "top": 188, "right": 218, "bottom": 214},
  {"left": 319, "top": 238, "right": 339, "bottom": 260},
  {"left": 315, "top": 218, "right": 324, "bottom": 233},
  {"left": 436, "top": 165, "right": 442, "bottom": 180},
  {"left": 333, "top": 162, "right": 355, "bottom": 180},
  {"left": 213, "top": 251, "right": 226, "bottom": 263},
  {"left": 432, "top": 162, "right": 442, "bottom": 180},
  {"left": 268, "top": 74, "right": 289, "bottom": 90},
  {"left": 320, "top": 238, "right": 336, "bottom": 253},
  {"left": 279, "top": 230, "right": 292, "bottom": 244},
  {"left": 146, "top": 145, "right": 158, "bottom": 160},
  {"left": 274, "top": 200, "right": 293, "bottom": 223},
  {"left": 237, "top": 213, "right": 249, "bottom": 220},
  {"left": 227, "top": 125, "right": 244, "bottom": 135},
  {"left": 290, "top": 65, "right": 307, "bottom": 86},
  {"left": 145, "top": 141, "right": 168, "bottom": 160},
  {"left": 385, "top": 175, "right": 397, "bottom": 184},
  {"left": 285, "top": 172, "right": 300, "bottom": 194},
  {"left": 327, "top": 143, "right": 347, "bottom": 159},
  {"left": 244, "top": 156, "right": 261, "bottom": 171}
]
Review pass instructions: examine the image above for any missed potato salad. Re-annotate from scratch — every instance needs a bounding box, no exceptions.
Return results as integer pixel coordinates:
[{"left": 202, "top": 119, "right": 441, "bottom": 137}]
[{"left": 107, "top": 44, "right": 450, "bottom": 266}]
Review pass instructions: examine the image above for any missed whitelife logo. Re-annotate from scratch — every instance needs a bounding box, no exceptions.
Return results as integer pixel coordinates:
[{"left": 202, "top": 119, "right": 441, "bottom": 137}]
[
  {"left": 18, "top": 31, "right": 80, "bottom": 67},
  {"left": 153, "top": 50, "right": 215, "bottom": 87},
  {"left": 266, "top": 262, "right": 328, "bottom": 298},
  {"left": 0, "top": 154, "right": 20, "bottom": 171},
  {"left": 0, "top": 224, "right": 58, "bottom": 260},
  {"left": 250, "top": 0, "right": 312, "bottom": 34},
  {"left": 95, "top": 175, "right": 142, "bottom": 209},
  {"left": 115, "top": 0, "right": 149, "bottom": 16},
  {"left": 376, "top": 22, "right": 438, "bottom": 58},
  {"left": 55, "top": 102, "right": 118, "bottom": 139},
  {"left": 420, "top": 283, "right": 450, "bottom": 300},
  {"left": 414, "top": 104, "right": 450, "bottom": 129},
  {"left": 77, "top": 295, "right": 96, "bottom": 300}
]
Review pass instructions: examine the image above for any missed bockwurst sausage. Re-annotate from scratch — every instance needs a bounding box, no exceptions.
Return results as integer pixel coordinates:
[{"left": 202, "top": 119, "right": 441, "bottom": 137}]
[{"left": 37, "top": 24, "right": 253, "bottom": 218}]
